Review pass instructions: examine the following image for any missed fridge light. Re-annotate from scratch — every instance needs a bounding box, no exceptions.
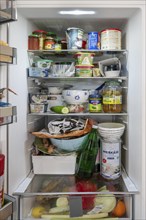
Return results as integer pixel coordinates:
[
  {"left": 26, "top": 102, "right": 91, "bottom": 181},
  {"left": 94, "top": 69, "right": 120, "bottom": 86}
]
[{"left": 59, "top": 10, "right": 95, "bottom": 15}]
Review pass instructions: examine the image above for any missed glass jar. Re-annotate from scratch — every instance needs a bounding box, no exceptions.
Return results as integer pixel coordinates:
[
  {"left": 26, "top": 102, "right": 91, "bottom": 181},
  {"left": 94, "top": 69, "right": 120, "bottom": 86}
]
[
  {"left": 28, "top": 34, "right": 39, "bottom": 50},
  {"left": 33, "top": 30, "right": 47, "bottom": 50},
  {"left": 102, "top": 81, "right": 122, "bottom": 113},
  {"left": 44, "top": 37, "right": 55, "bottom": 50}
]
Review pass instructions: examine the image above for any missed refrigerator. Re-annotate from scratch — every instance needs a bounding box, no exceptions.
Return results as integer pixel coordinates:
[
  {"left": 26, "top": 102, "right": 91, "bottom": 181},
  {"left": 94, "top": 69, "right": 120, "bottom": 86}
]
[{"left": 0, "top": 0, "right": 146, "bottom": 219}]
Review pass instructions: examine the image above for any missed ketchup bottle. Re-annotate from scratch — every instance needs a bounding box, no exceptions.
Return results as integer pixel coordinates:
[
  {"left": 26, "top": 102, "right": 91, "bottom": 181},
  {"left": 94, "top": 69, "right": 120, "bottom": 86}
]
[{"left": 0, "top": 154, "right": 5, "bottom": 208}]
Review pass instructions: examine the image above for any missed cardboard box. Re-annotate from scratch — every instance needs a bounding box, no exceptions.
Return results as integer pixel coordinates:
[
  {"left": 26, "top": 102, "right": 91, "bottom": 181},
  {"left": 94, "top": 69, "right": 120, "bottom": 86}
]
[
  {"left": 0, "top": 107, "right": 12, "bottom": 117},
  {"left": 32, "top": 154, "right": 76, "bottom": 175}
]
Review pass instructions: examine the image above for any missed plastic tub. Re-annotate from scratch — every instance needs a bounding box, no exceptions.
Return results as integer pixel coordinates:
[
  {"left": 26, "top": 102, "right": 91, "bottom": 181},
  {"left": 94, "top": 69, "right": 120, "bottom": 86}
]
[
  {"left": 74, "top": 52, "right": 95, "bottom": 65},
  {"left": 75, "top": 65, "right": 93, "bottom": 77}
]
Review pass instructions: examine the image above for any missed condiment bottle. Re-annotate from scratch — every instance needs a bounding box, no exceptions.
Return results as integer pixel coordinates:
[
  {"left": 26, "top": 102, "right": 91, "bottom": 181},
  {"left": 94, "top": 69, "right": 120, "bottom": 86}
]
[
  {"left": 102, "top": 81, "right": 122, "bottom": 113},
  {"left": 0, "top": 154, "right": 5, "bottom": 208},
  {"left": 76, "top": 125, "right": 99, "bottom": 179},
  {"left": 44, "top": 32, "right": 56, "bottom": 50}
]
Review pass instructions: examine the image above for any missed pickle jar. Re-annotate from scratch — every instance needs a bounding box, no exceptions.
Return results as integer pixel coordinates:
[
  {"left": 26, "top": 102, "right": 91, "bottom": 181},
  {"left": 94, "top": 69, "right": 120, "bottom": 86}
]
[
  {"left": 102, "top": 81, "right": 122, "bottom": 113},
  {"left": 32, "top": 30, "right": 47, "bottom": 50}
]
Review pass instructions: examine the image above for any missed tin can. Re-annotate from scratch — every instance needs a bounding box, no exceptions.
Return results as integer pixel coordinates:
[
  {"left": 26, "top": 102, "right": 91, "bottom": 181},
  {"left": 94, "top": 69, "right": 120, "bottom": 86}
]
[
  {"left": 101, "top": 28, "right": 121, "bottom": 50},
  {"left": 88, "top": 32, "right": 99, "bottom": 50},
  {"left": 100, "top": 139, "right": 121, "bottom": 180}
]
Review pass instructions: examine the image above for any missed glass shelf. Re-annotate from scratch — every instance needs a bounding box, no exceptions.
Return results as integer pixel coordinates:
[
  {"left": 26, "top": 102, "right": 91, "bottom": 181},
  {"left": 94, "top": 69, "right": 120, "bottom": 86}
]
[{"left": 14, "top": 170, "right": 138, "bottom": 197}]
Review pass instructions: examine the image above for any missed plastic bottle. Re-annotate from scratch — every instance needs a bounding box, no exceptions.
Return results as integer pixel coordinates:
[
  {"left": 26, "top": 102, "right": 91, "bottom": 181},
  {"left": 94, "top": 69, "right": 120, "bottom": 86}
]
[
  {"left": 76, "top": 125, "right": 99, "bottom": 179},
  {"left": 0, "top": 154, "right": 5, "bottom": 208}
]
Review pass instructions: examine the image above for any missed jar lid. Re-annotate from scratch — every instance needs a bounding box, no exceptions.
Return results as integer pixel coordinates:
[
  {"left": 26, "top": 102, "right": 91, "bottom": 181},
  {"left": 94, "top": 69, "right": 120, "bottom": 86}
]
[
  {"left": 0, "top": 154, "right": 5, "bottom": 176},
  {"left": 46, "top": 32, "right": 56, "bottom": 37},
  {"left": 105, "top": 81, "right": 121, "bottom": 87},
  {"left": 33, "top": 30, "right": 47, "bottom": 34},
  {"left": 29, "top": 34, "right": 39, "bottom": 38}
]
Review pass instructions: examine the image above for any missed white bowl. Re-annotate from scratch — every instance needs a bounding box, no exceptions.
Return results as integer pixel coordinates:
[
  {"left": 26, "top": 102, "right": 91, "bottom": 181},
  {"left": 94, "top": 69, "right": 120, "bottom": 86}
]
[
  {"left": 62, "top": 89, "right": 89, "bottom": 104},
  {"left": 50, "top": 133, "right": 89, "bottom": 152},
  {"left": 97, "top": 122, "right": 125, "bottom": 139},
  {"left": 104, "top": 70, "right": 120, "bottom": 77}
]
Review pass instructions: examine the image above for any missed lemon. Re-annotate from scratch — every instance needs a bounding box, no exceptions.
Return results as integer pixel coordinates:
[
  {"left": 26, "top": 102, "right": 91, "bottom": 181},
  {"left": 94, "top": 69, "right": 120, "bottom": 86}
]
[{"left": 31, "top": 206, "right": 45, "bottom": 218}]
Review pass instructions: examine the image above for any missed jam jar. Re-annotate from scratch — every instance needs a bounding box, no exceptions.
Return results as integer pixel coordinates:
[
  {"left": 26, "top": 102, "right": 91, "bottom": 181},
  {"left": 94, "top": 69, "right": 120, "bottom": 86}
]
[
  {"left": 28, "top": 34, "right": 39, "bottom": 50},
  {"left": 102, "top": 81, "right": 122, "bottom": 113}
]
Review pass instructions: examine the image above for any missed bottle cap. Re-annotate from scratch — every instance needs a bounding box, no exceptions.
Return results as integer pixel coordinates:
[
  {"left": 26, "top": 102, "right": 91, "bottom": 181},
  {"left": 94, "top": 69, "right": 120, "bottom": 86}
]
[{"left": 0, "top": 154, "right": 5, "bottom": 176}]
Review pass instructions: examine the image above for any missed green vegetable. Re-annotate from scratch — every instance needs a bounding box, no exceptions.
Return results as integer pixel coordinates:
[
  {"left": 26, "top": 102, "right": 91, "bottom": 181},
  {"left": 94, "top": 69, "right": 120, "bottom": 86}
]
[
  {"left": 50, "top": 106, "right": 69, "bottom": 114},
  {"left": 41, "top": 212, "right": 108, "bottom": 219},
  {"left": 94, "top": 190, "right": 116, "bottom": 213}
]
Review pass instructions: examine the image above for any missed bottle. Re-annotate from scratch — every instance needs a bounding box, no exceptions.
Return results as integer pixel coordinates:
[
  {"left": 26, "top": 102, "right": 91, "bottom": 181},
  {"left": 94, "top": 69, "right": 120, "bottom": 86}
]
[
  {"left": 0, "top": 154, "right": 5, "bottom": 208},
  {"left": 76, "top": 126, "right": 99, "bottom": 179}
]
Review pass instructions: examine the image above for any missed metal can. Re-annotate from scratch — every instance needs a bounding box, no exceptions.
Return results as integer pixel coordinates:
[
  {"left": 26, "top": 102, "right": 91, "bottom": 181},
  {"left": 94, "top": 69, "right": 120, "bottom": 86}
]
[
  {"left": 100, "top": 139, "right": 121, "bottom": 180},
  {"left": 88, "top": 32, "right": 99, "bottom": 50},
  {"left": 101, "top": 28, "right": 121, "bottom": 50}
]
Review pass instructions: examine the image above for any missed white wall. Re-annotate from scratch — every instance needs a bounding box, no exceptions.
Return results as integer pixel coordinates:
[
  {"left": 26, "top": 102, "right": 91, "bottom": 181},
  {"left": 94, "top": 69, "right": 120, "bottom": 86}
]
[{"left": 7, "top": 13, "right": 37, "bottom": 195}]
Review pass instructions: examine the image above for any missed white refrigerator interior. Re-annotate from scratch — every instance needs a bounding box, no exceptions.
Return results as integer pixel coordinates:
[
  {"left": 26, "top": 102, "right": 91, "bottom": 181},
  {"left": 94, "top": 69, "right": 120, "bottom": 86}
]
[{"left": 0, "top": 0, "right": 146, "bottom": 219}]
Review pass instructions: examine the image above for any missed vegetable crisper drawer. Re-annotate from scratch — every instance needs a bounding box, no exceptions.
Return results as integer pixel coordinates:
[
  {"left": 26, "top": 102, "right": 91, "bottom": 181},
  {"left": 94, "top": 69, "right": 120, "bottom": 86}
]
[
  {"left": 16, "top": 174, "right": 135, "bottom": 220},
  {"left": 20, "top": 194, "right": 132, "bottom": 219}
]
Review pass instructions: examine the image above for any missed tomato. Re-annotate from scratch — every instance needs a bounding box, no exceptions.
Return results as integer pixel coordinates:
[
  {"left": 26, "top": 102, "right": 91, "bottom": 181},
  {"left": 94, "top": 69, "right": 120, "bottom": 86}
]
[{"left": 76, "top": 180, "right": 97, "bottom": 210}]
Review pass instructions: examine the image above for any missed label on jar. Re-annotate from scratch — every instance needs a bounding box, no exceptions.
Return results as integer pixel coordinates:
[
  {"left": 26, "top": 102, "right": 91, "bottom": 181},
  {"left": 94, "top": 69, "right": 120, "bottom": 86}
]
[
  {"left": 103, "top": 95, "right": 122, "bottom": 104},
  {"left": 101, "top": 141, "right": 121, "bottom": 179}
]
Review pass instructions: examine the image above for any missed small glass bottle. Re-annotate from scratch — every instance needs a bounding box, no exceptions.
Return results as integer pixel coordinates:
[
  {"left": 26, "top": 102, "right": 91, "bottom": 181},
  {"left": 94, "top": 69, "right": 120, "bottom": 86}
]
[
  {"left": 76, "top": 125, "right": 99, "bottom": 179},
  {"left": 102, "top": 81, "right": 122, "bottom": 113}
]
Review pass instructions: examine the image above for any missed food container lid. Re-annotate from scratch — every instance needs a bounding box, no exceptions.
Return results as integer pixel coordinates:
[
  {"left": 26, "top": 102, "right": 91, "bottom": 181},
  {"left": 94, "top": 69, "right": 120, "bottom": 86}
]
[
  {"left": 29, "top": 34, "right": 39, "bottom": 38},
  {"left": 33, "top": 30, "right": 47, "bottom": 34},
  {"left": 101, "top": 28, "right": 121, "bottom": 33},
  {"left": 88, "top": 31, "right": 98, "bottom": 34},
  {"left": 74, "top": 52, "right": 95, "bottom": 56},
  {"left": 75, "top": 65, "right": 94, "bottom": 68},
  {"left": 46, "top": 32, "right": 56, "bottom": 37},
  {"left": 0, "top": 154, "right": 5, "bottom": 176},
  {"left": 67, "top": 27, "right": 84, "bottom": 32}
]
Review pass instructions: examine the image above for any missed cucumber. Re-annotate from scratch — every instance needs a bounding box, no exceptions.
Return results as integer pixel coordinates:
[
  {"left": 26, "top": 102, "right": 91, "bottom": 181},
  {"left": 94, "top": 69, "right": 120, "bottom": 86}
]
[{"left": 50, "top": 106, "right": 69, "bottom": 114}]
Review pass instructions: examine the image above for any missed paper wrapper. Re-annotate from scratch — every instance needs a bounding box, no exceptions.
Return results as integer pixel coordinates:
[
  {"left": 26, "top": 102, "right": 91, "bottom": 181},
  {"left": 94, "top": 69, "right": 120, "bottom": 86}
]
[{"left": 32, "top": 118, "right": 93, "bottom": 139}]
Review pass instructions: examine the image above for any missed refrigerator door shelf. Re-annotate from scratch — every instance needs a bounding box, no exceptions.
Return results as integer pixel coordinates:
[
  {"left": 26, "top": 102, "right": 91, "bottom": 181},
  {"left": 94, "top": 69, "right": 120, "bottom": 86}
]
[{"left": 0, "top": 194, "right": 16, "bottom": 219}]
